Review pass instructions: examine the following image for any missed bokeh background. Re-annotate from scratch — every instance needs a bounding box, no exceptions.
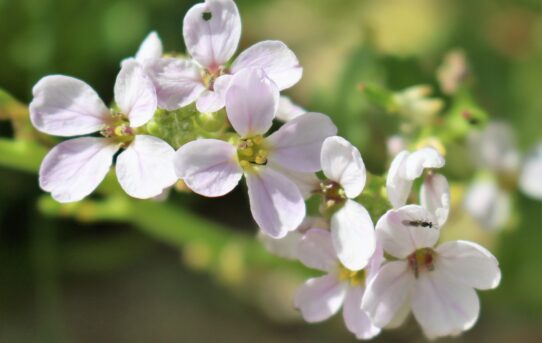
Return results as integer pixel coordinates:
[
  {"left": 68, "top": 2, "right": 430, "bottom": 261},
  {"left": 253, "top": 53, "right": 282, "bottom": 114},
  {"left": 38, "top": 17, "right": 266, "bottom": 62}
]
[{"left": 1, "top": 0, "right": 542, "bottom": 342}]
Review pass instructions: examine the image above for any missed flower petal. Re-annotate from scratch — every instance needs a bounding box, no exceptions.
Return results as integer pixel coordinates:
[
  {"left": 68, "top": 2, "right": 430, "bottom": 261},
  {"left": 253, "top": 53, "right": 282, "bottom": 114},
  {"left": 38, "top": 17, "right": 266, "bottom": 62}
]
[
  {"left": 174, "top": 138, "right": 242, "bottom": 197},
  {"left": 463, "top": 179, "right": 511, "bottom": 230},
  {"left": 435, "top": 240, "right": 501, "bottom": 290},
  {"left": 294, "top": 274, "right": 347, "bottom": 323},
  {"left": 361, "top": 260, "right": 415, "bottom": 328},
  {"left": 114, "top": 60, "right": 157, "bottom": 127},
  {"left": 275, "top": 96, "right": 306, "bottom": 122},
  {"left": 411, "top": 269, "right": 480, "bottom": 339},
  {"left": 225, "top": 68, "right": 279, "bottom": 137},
  {"left": 152, "top": 57, "right": 206, "bottom": 111},
  {"left": 39, "top": 137, "right": 117, "bottom": 202},
  {"left": 231, "top": 40, "right": 302, "bottom": 90},
  {"left": 343, "top": 287, "right": 381, "bottom": 340},
  {"left": 266, "top": 112, "right": 337, "bottom": 173},
  {"left": 468, "top": 122, "right": 520, "bottom": 173},
  {"left": 268, "top": 162, "right": 319, "bottom": 199},
  {"left": 115, "top": 135, "right": 177, "bottom": 199},
  {"left": 519, "top": 143, "right": 542, "bottom": 200},
  {"left": 376, "top": 205, "right": 440, "bottom": 259},
  {"left": 420, "top": 173, "right": 450, "bottom": 226},
  {"left": 246, "top": 167, "right": 305, "bottom": 239},
  {"left": 135, "top": 31, "right": 163, "bottom": 64},
  {"left": 195, "top": 74, "right": 232, "bottom": 113},
  {"left": 30, "top": 76, "right": 109, "bottom": 136},
  {"left": 330, "top": 199, "right": 376, "bottom": 271},
  {"left": 258, "top": 230, "right": 302, "bottom": 260},
  {"left": 297, "top": 228, "right": 339, "bottom": 273},
  {"left": 321, "top": 136, "right": 366, "bottom": 198},
  {"left": 183, "top": 0, "right": 241, "bottom": 69},
  {"left": 404, "top": 147, "right": 445, "bottom": 180},
  {"left": 386, "top": 151, "right": 413, "bottom": 208}
]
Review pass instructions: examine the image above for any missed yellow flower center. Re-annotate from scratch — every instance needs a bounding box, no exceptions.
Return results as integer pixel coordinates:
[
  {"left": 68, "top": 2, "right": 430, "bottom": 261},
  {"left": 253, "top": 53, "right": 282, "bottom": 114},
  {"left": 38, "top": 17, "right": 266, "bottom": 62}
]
[
  {"left": 407, "top": 248, "right": 436, "bottom": 278},
  {"left": 201, "top": 68, "right": 224, "bottom": 91},
  {"left": 237, "top": 135, "right": 269, "bottom": 172},
  {"left": 101, "top": 112, "right": 135, "bottom": 145},
  {"left": 338, "top": 265, "right": 366, "bottom": 286}
]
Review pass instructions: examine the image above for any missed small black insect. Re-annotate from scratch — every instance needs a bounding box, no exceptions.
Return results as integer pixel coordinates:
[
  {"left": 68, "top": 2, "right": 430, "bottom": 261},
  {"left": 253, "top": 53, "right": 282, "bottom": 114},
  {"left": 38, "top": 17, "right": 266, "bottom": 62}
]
[
  {"left": 402, "top": 220, "right": 437, "bottom": 229},
  {"left": 202, "top": 11, "right": 212, "bottom": 21}
]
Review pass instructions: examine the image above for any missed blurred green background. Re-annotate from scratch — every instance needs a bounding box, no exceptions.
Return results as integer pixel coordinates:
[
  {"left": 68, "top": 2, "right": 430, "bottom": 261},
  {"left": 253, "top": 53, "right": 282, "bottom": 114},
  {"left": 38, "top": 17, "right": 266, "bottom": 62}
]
[{"left": 1, "top": 0, "right": 542, "bottom": 342}]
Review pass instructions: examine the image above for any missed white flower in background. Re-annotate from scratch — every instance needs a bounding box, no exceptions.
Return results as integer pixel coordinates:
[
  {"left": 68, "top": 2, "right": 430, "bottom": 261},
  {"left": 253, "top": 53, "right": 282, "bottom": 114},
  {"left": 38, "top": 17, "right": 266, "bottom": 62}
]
[
  {"left": 320, "top": 136, "right": 376, "bottom": 271},
  {"left": 30, "top": 61, "right": 177, "bottom": 202},
  {"left": 519, "top": 143, "right": 542, "bottom": 200},
  {"left": 386, "top": 135, "right": 406, "bottom": 158},
  {"left": 464, "top": 177, "right": 511, "bottom": 230},
  {"left": 386, "top": 147, "right": 445, "bottom": 208},
  {"left": 174, "top": 68, "right": 336, "bottom": 238},
  {"left": 294, "top": 228, "right": 382, "bottom": 340},
  {"left": 124, "top": 31, "right": 163, "bottom": 70},
  {"left": 275, "top": 96, "right": 306, "bottom": 122},
  {"left": 153, "top": 0, "right": 302, "bottom": 113},
  {"left": 362, "top": 205, "right": 501, "bottom": 339}
]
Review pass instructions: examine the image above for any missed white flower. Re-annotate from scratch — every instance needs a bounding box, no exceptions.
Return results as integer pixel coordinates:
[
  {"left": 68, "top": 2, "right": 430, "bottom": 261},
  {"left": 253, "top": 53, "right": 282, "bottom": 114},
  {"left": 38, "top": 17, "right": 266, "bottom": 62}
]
[
  {"left": 294, "top": 228, "right": 382, "bottom": 340},
  {"left": 420, "top": 173, "right": 450, "bottom": 227},
  {"left": 320, "top": 136, "right": 376, "bottom": 271},
  {"left": 464, "top": 177, "right": 511, "bottom": 230},
  {"left": 386, "top": 147, "right": 445, "bottom": 208},
  {"left": 519, "top": 143, "right": 542, "bottom": 200},
  {"left": 153, "top": 0, "right": 302, "bottom": 113},
  {"left": 174, "top": 68, "right": 336, "bottom": 238},
  {"left": 362, "top": 205, "right": 501, "bottom": 339},
  {"left": 30, "top": 61, "right": 177, "bottom": 202},
  {"left": 275, "top": 96, "right": 306, "bottom": 122},
  {"left": 468, "top": 122, "right": 520, "bottom": 174}
]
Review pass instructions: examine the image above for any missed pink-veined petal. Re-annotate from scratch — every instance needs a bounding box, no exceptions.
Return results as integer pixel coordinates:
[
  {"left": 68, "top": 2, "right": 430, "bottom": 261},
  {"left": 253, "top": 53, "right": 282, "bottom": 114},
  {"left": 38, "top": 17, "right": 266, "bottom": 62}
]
[
  {"left": 30, "top": 75, "right": 109, "bottom": 136},
  {"left": 330, "top": 200, "right": 376, "bottom": 271},
  {"left": 343, "top": 286, "right": 381, "bottom": 340},
  {"left": 404, "top": 147, "right": 445, "bottom": 180},
  {"left": 195, "top": 74, "right": 232, "bottom": 113},
  {"left": 39, "top": 137, "right": 117, "bottom": 203},
  {"left": 321, "top": 136, "right": 366, "bottom": 199},
  {"left": 231, "top": 40, "right": 302, "bottom": 90},
  {"left": 376, "top": 205, "right": 440, "bottom": 259},
  {"left": 420, "top": 173, "right": 450, "bottom": 226},
  {"left": 183, "top": 0, "right": 241, "bottom": 70},
  {"left": 246, "top": 167, "right": 305, "bottom": 239},
  {"left": 519, "top": 143, "right": 542, "bottom": 200},
  {"left": 275, "top": 96, "right": 306, "bottom": 122},
  {"left": 114, "top": 60, "right": 157, "bottom": 127},
  {"left": 361, "top": 260, "right": 415, "bottom": 328},
  {"left": 115, "top": 135, "right": 177, "bottom": 199},
  {"left": 297, "top": 228, "right": 339, "bottom": 273},
  {"left": 266, "top": 112, "right": 337, "bottom": 173},
  {"left": 135, "top": 31, "right": 163, "bottom": 64},
  {"left": 174, "top": 138, "right": 242, "bottom": 197},
  {"left": 411, "top": 269, "right": 480, "bottom": 339},
  {"left": 435, "top": 240, "right": 501, "bottom": 290},
  {"left": 152, "top": 57, "right": 206, "bottom": 111},
  {"left": 225, "top": 68, "right": 279, "bottom": 137},
  {"left": 294, "top": 274, "right": 347, "bottom": 323},
  {"left": 386, "top": 151, "right": 413, "bottom": 208}
]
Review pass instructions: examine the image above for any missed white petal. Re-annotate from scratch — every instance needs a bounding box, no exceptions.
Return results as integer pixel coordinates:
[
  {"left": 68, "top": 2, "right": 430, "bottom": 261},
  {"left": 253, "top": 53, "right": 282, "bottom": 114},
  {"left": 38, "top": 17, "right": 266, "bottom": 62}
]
[
  {"left": 362, "top": 260, "right": 415, "bottom": 328},
  {"left": 246, "top": 167, "right": 305, "bottom": 239},
  {"left": 468, "top": 122, "right": 520, "bottom": 173},
  {"left": 231, "top": 40, "right": 302, "bottom": 90},
  {"left": 330, "top": 200, "right": 376, "bottom": 271},
  {"left": 152, "top": 57, "right": 206, "bottom": 111},
  {"left": 366, "top": 240, "right": 384, "bottom": 282},
  {"left": 183, "top": 0, "right": 241, "bottom": 69},
  {"left": 463, "top": 179, "right": 511, "bottom": 230},
  {"left": 114, "top": 60, "right": 157, "bottom": 127},
  {"left": 115, "top": 135, "right": 177, "bottom": 199},
  {"left": 174, "top": 139, "right": 242, "bottom": 197},
  {"left": 386, "top": 151, "right": 413, "bottom": 208},
  {"left": 519, "top": 143, "right": 542, "bottom": 200},
  {"left": 297, "top": 228, "right": 339, "bottom": 273},
  {"left": 268, "top": 162, "right": 319, "bottom": 199},
  {"left": 412, "top": 269, "right": 480, "bottom": 339},
  {"left": 321, "top": 136, "right": 366, "bottom": 198},
  {"left": 195, "top": 74, "right": 232, "bottom": 113},
  {"left": 275, "top": 96, "right": 306, "bottom": 122},
  {"left": 435, "top": 240, "right": 501, "bottom": 290},
  {"left": 294, "top": 274, "right": 347, "bottom": 323},
  {"left": 376, "top": 205, "right": 440, "bottom": 259},
  {"left": 30, "top": 75, "right": 109, "bottom": 136},
  {"left": 343, "top": 287, "right": 381, "bottom": 340},
  {"left": 404, "top": 147, "right": 445, "bottom": 180},
  {"left": 258, "top": 230, "right": 302, "bottom": 260},
  {"left": 135, "top": 31, "right": 163, "bottom": 64},
  {"left": 39, "top": 137, "right": 117, "bottom": 203},
  {"left": 420, "top": 173, "right": 450, "bottom": 226},
  {"left": 225, "top": 68, "right": 279, "bottom": 137},
  {"left": 266, "top": 112, "right": 337, "bottom": 173}
]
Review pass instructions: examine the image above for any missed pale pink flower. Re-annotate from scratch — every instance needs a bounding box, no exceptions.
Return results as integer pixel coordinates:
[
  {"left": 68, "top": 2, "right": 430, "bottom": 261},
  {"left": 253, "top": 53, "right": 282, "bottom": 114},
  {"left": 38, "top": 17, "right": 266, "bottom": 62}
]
[
  {"left": 174, "top": 68, "right": 336, "bottom": 238},
  {"left": 30, "top": 61, "right": 177, "bottom": 202},
  {"left": 519, "top": 143, "right": 542, "bottom": 200},
  {"left": 275, "top": 96, "right": 306, "bottom": 122},
  {"left": 362, "top": 205, "right": 501, "bottom": 339},
  {"left": 153, "top": 0, "right": 302, "bottom": 113},
  {"left": 320, "top": 136, "right": 376, "bottom": 271},
  {"left": 294, "top": 228, "right": 382, "bottom": 340}
]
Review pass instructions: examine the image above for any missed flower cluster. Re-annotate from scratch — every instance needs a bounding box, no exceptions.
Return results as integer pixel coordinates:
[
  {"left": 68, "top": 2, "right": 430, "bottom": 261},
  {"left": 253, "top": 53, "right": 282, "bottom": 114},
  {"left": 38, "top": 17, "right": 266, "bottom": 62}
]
[{"left": 28, "top": 0, "right": 502, "bottom": 340}]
